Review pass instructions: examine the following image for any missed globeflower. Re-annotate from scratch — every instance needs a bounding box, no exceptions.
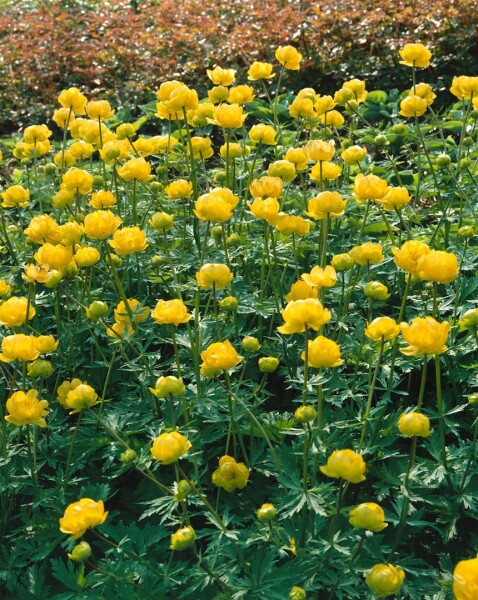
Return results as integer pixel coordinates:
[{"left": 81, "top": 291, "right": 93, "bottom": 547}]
[
  {"left": 302, "top": 265, "right": 337, "bottom": 288},
  {"left": 150, "top": 431, "right": 191, "bottom": 464},
  {"left": 0, "top": 334, "right": 40, "bottom": 362},
  {"left": 165, "top": 179, "right": 193, "bottom": 200},
  {"left": 212, "top": 455, "right": 249, "bottom": 492},
  {"left": 114, "top": 299, "right": 150, "bottom": 324},
  {"left": 247, "top": 61, "right": 275, "bottom": 81},
  {"left": 268, "top": 160, "right": 296, "bottom": 182},
  {"left": 35, "top": 335, "right": 59, "bottom": 354},
  {"left": 34, "top": 243, "right": 74, "bottom": 270},
  {"left": 210, "top": 104, "right": 246, "bottom": 129},
  {"left": 24, "top": 215, "right": 61, "bottom": 245},
  {"left": 0, "top": 297, "right": 36, "bottom": 327},
  {"left": 301, "top": 336, "right": 343, "bottom": 368},
  {"left": 353, "top": 173, "right": 388, "bottom": 203},
  {"left": 59, "top": 498, "right": 108, "bottom": 540},
  {"left": 23, "top": 124, "right": 52, "bottom": 144},
  {"left": 306, "top": 191, "right": 346, "bottom": 219},
  {"left": 349, "top": 242, "right": 383, "bottom": 266},
  {"left": 60, "top": 167, "right": 94, "bottom": 195},
  {"left": 400, "top": 316, "right": 451, "bottom": 356},
  {"left": 250, "top": 176, "right": 283, "bottom": 199},
  {"left": 200, "top": 340, "right": 242, "bottom": 376},
  {"left": 65, "top": 383, "right": 98, "bottom": 413},
  {"left": 320, "top": 449, "right": 366, "bottom": 483},
  {"left": 376, "top": 186, "right": 411, "bottom": 210},
  {"left": 117, "top": 157, "right": 151, "bottom": 181},
  {"left": 249, "top": 197, "right": 280, "bottom": 224},
  {"left": 341, "top": 145, "right": 367, "bottom": 165},
  {"left": 82, "top": 210, "right": 122, "bottom": 240},
  {"left": 249, "top": 124, "right": 277, "bottom": 145},
  {"left": 58, "top": 87, "right": 88, "bottom": 114},
  {"left": 285, "top": 280, "right": 317, "bottom": 301},
  {"left": 398, "top": 412, "right": 431, "bottom": 438},
  {"left": 194, "top": 193, "right": 234, "bottom": 222},
  {"left": 309, "top": 161, "right": 342, "bottom": 181},
  {"left": 151, "top": 299, "right": 192, "bottom": 326},
  {"left": 399, "top": 43, "right": 431, "bottom": 68},
  {"left": 458, "top": 308, "right": 478, "bottom": 332},
  {"left": 109, "top": 227, "right": 149, "bottom": 255},
  {"left": 90, "top": 190, "right": 117, "bottom": 209},
  {"left": 303, "top": 139, "right": 335, "bottom": 162},
  {"left": 399, "top": 95, "right": 428, "bottom": 118},
  {"left": 85, "top": 100, "right": 114, "bottom": 120},
  {"left": 277, "top": 298, "right": 331, "bottom": 334},
  {"left": 1, "top": 185, "right": 30, "bottom": 208},
  {"left": 363, "top": 281, "right": 390, "bottom": 301},
  {"left": 274, "top": 214, "right": 310, "bottom": 236},
  {"left": 206, "top": 66, "right": 236, "bottom": 86},
  {"left": 416, "top": 250, "right": 459, "bottom": 284},
  {"left": 0, "top": 279, "right": 12, "bottom": 296},
  {"left": 275, "top": 45, "right": 302, "bottom": 70},
  {"left": 190, "top": 137, "right": 214, "bottom": 159},
  {"left": 392, "top": 240, "right": 430, "bottom": 276},
  {"left": 349, "top": 503, "right": 387, "bottom": 532},
  {"left": 170, "top": 526, "right": 196, "bottom": 551},
  {"left": 5, "top": 390, "right": 49, "bottom": 427},
  {"left": 196, "top": 263, "right": 233, "bottom": 289},
  {"left": 149, "top": 376, "right": 185, "bottom": 398},
  {"left": 453, "top": 554, "right": 478, "bottom": 600},
  {"left": 365, "top": 564, "right": 405, "bottom": 598}
]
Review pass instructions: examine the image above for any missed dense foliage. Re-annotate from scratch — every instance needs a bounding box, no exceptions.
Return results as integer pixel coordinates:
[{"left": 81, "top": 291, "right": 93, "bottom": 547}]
[
  {"left": 1, "top": 0, "right": 478, "bottom": 131},
  {"left": 0, "top": 39, "right": 478, "bottom": 600}
]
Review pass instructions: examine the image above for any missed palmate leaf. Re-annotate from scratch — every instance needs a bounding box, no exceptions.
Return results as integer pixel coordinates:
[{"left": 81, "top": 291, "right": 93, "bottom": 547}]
[{"left": 50, "top": 558, "right": 82, "bottom": 593}]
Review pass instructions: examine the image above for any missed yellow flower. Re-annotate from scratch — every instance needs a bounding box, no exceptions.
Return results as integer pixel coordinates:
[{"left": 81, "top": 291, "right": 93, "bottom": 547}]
[
  {"left": 196, "top": 263, "right": 233, "bottom": 289},
  {"left": 65, "top": 383, "right": 98, "bottom": 413},
  {"left": 349, "top": 242, "right": 383, "bottom": 266},
  {"left": 349, "top": 503, "right": 387, "bottom": 532},
  {"left": 249, "top": 123, "right": 277, "bottom": 145},
  {"left": 106, "top": 321, "right": 134, "bottom": 339},
  {"left": 85, "top": 301, "right": 108, "bottom": 320},
  {"left": 450, "top": 76, "right": 478, "bottom": 100},
  {"left": 228, "top": 85, "right": 255, "bottom": 104},
  {"left": 275, "top": 45, "right": 302, "bottom": 70},
  {"left": 69, "top": 140, "right": 94, "bottom": 159},
  {"left": 22, "top": 264, "right": 50, "bottom": 284},
  {"left": 392, "top": 240, "right": 430, "bottom": 276},
  {"left": 165, "top": 179, "right": 193, "bottom": 199},
  {"left": 341, "top": 145, "right": 367, "bottom": 165},
  {"left": 52, "top": 107, "right": 75, "bottom": 128},
  {"left": 5, "top": 390, "right": 49, "bottom": 428},
  {"left": 200, "top": 340, "right": 242, "bottom": 376},
  {"left": 320, "top": 449, "right": 366, "bottom": 483},
  {"left": 458, "top": 308, "right": 478, "bottom": 332},
  {"left": 54, "top": 150, "right": 76, "bottom": 168},
  {"left": 268, "top": 160, "right": 296, "bottom": 182},
  {"left": 0, "top": 279, "right": 12, "bottom": 296},
  {"left": 353, "top": 173, "right": 388, "bottom": 202},
  {"left": 128, "top": 137, "right": 155, "bottom": 158},
  {"left": 61, "top": 167, "right": 94, "bottom": 195},
  {"left": 82, "top": 210, "right": 122, "bottom": 240},
  {"left": 285, "top": 280, "right": 318, "bottom": 301},
  {"left": 56, "top": 378, "right": 83, "bottom": 407},
  {"left": 399, "top": 95, "right": 428, "bottom": 118},
  {"left": 399, "top": 43, "right": 431, "bottom": 68},
  {"left": 277, "top": 298, "right": 331, "bottom": 334},
  {"left": 220, "top": 142, "right": 250, "bottom": 160},
  {"left": 58, "top": 87, "right": 88, "bottom": 114},
  {"left": 190, "top": 136, "right": 214, "bottom": 159},
  {"left": 274, "top": 213, "right": 310, "bottom": 236},
  {"left": 150, "top": 212, "right": 174, "bottom": 232},
  {"left": 249, "top": 197, "right": 280, "bottom": 223},
  {"left": 289, "top": 96, "right": 316, "bottom": 119},
  {"left": 112, "top": 299, "right": 149, "bottom": 325},
  {"left": 210, "top": 103, "right": 247, "bottom": 128},
  {"left": 412, "top": 82, "right": 436, "bottom": 105},
  {"left": 187, "top": 102, "right": 215, "bottom": 127},
  {"left": 417, "top": 250, "right": 459, "bottom": 284},
  {"left": 149, "top": 376, "right": 185, "bottom": 398},
  {"left": 303, "top": 139, "right": 335, "bottom": 162},
  {"left": 306, "top": 191, "right": 346, "bottom": 219},
  {"left": 117, "top": 157, "right": 151, "bottom": 181},
  {"left": 151, "top": 299, "right": 192, "bottom": 326},
  {"left": 35, "top": 335, "right": 59, "bottom": 354},
  {"left": 309, "top": 161, "right": 342, "bottom": 181},
  {"left": 314, "top": 95, "right": 335, "bottom": 116},
  {"left": 0, "top": 296, "right": 36, "bottom": 327},
  {"left": 150, "top": 431, "right": 191, "bottom": 464},
  {"left": 212, "top": 455, "right": 249, "bottom": 492},
  {"left": 377, "top": 186, "right": 411, "bottom": 210},
  {"left": 90, "top": 190, "right": 117, "bottom": 209},
  {"left": 302, "top": 265, "right": 337, "bottom": 288},
  {"left": 1, "top": 185, "right": 30, "bottom": 208},
  {"left": 194, "top": 193, "right": 233, "bottom": 222},
  {"left": 247, "top": 61, "right": 275, "bottom": 81},
  {"left": 283, "top": 147, "right": 308, "bottom": 170},
  {"left": 23, "top": 124, "right": 52, "bottom": 144},
  {"left": 74, "top": 245, "right": 100, "bottom": 267},
  {"left": 0, "top": 334, "right": 40, "bottom": 362},
  {"left": 209, "top": 187, "right": 239, "bottom": 209},
  {"left": 208, "top": 85, "right": 229, "bottom": 104},
  {"left": 85, "top": 100, "right": 115, "bottom": 120},
  {"left": 364, "top": 317, "right": 400, "bottom": 342},
  {"left": 34, "top": 243, "right": 74, "bottom": 270},
  {"left": 109, "top": 226, "right": 148, "bottom": 255},
  {"left": 207, "top": 66, "right": 236, "bottom": 86},
  {"left": 364, "top": 281, "right": 390, "bottom": 301},
  {"left": 58, "top": 222, "right": 82, "bottom": 247},
  {"left": 257, "top": 503, "right": 277, "bottom": 523},
  {"left": 400, "top": 316, "right": 451, "bottom": 356},
  {"left": 258, "top": 356, "right": 279, "bottom": 373},
  {"left": 398, "top": 412, "right": 431, "bottom": 438},
  {"left": 301, "top": 336, "right": 343, "bottom": 368},
  {"left": 24, "top": 215, "right": 61, "bottom": 245},
  {"left": 99, "top": 139, "right": 129, "bottom": 162},
  {"left": 453, "top": 554, "right": 478, "bottom": 600},
  {"left": 342, "top": 78, "right": 368, "bottom": 103},
  {"left": 59, "top": 498, "right": 108, "bottom": 540},
  {"left": 170, "top": 525, "right": 196, "bottom": 551},
  {"left": 365, "top": 564, "right": 405, "bottom": 598},
  {"left": 250, "top": 176, "right": 283, "bottom": 199},
  {"left": 320, "top": 109, "right": 344, "bottom": 127}
]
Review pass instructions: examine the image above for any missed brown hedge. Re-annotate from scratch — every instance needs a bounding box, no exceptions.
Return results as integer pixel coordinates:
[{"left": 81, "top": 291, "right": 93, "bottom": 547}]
[{"left": 0, "top": 0, "right": 477, "bottom": 131}]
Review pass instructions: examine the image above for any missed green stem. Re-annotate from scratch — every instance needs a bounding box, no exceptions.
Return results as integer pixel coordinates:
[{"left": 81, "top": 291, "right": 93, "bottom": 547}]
[{"left": 358, "top": 339, "right": 384, "bottom": 450}]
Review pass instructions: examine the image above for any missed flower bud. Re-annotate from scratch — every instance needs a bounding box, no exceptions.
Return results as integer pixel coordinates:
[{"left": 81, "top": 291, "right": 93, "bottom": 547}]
[
  {"left": 349, "top": 502, "right": 387, "bottom": 532},
  {"left": 174, "top": 479, "right": 193, "bottom": 502},
  {"left": 257, "top": 503, "right": 277, "bottom": 522},
  {"left": 150, "top": 181, "right": 163, "bottom": 193},
  {"left": 68, "top": 541, "right": 92, "bottom": 563},
  {"left": 211, "top": 225, "right": 223, "bottom": 239},
  {"left": 258, "top": 356, "right": 279, "bottom": 373},
  {"left": 44, "top": 162, "right": 57, "bottom": 176},
  {"left": 468, "top": 393, "right": 478, "bottom": 405},
  {"left": 93, "top": 175, "right": 104, "bottom": 188},
  {"left": 226, "top": 233, "right": 241, "bottom": 247},
  {"left": 120, "top": 448, "right": 137, "bottom": 463},
  {"left": 436, "top": 153, "right": 451, "bottom": 168},
  {"left": 391, "top": 123, "right": 407, "bottom": 135},
  {"left": 150, "top": 375, "right": 185, "bottom": 398},
  {"left": 44, "top": 271, "right": 63, "bottom": 288},
  {"left": 242, "top": 336, "right": 260, "bottom": 352},
  {"left": 398, "top": 411, "right": 431, "bottom": 437},
  {"left": 170, "top": 525, "right": 196, "bottom": 551},
  {"left": 459, "top": 157, "right": 472, "bottom": 169},
  {"left": 27, "top": 359, "right": 54, "bottom": 378},
  {"left": 289, "top": 586, "right": 306, "bottom": 600},
  {"left": 219, "top": 295, "right": 238, "bottom": 312},
  {"left": 458, "top": 226, "right": 475, "bottom": 238},
  {"left": 86, "top": 301, "right": 109, "bottom": 320},
  {"left": 149, "top": 212, "right": 174, "bottom": 232},
  {"left": 105, "top": 253, "right": 122, "bottom": 268},
  {"left": 365, "top": 564, "right": 405, "bottom": 598},
  {"left": 363, "top": 281, "right": 390, "bottom": 301},
  {"left": 463, "top": 136, "right": 474, "bottom": 147},
  {"left": 374, "top": 134, "right": 388, "bottom": 146},
  {"left": 331, "top": 253, "right": 354, "bottom": 271},
  {"left": 150, "top": 255, "right": 164, "bottom": 268},
  {"left": 294, "top": 405, "right": 317, "bottom": 423}
]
